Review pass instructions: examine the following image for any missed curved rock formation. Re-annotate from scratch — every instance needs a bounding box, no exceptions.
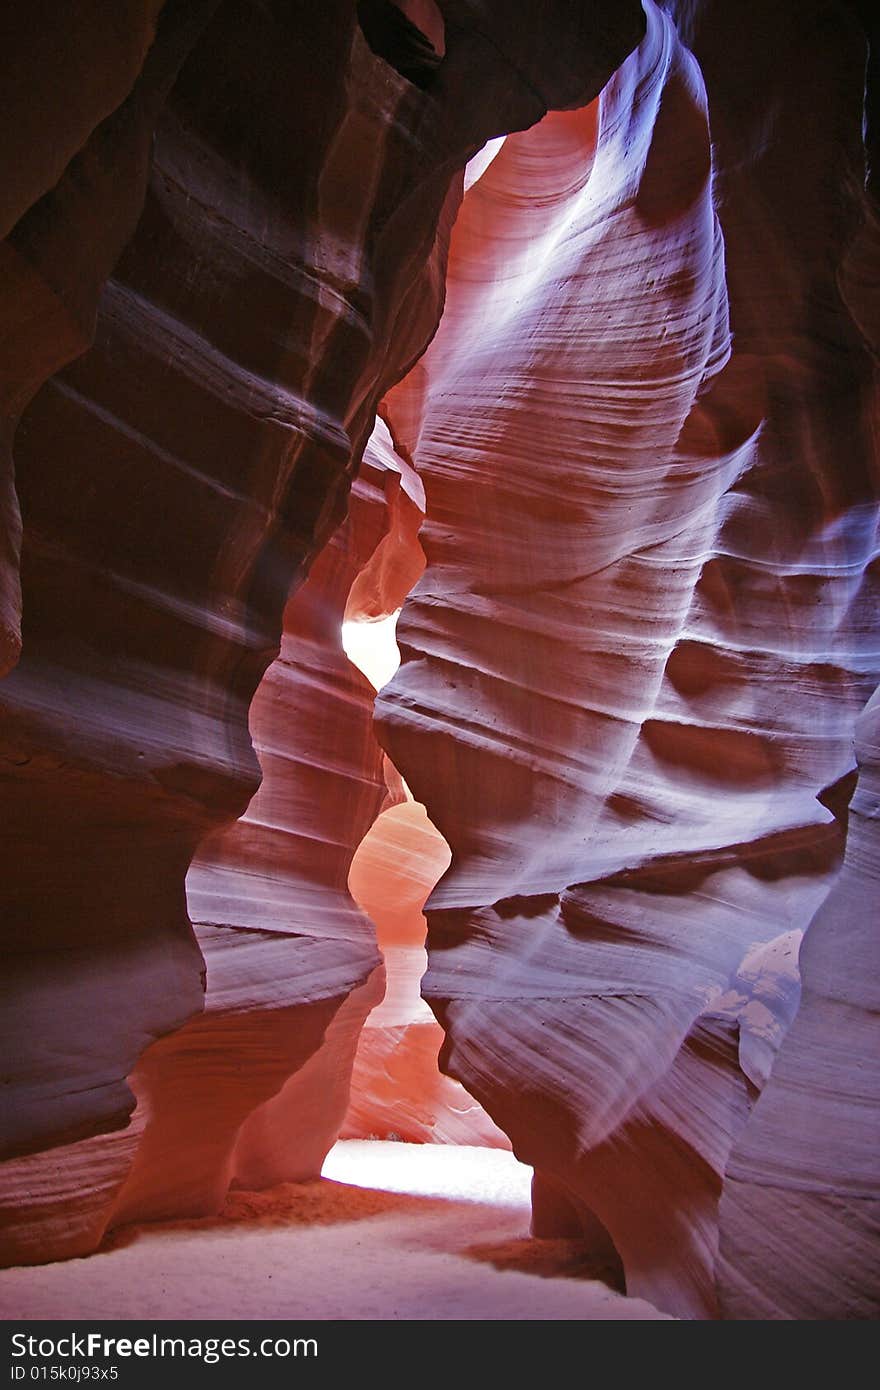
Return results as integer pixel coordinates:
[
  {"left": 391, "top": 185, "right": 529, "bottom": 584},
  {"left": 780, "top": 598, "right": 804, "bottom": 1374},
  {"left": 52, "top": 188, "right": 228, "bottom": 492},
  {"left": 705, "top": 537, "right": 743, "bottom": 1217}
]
[
  {"left": 377, "top": 0, "right": 880, "bottom": 1318},
  {"left": 110, "top": 449, "right": 400, "bottom": 1227}
]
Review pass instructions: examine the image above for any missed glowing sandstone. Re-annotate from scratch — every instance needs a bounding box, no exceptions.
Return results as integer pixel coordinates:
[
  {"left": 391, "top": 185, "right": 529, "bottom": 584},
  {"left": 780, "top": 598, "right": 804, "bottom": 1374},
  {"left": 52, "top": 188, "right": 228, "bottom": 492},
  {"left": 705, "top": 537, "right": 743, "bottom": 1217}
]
[{"left": 344, "top": 798, "right": 510, "bottom": 1147}]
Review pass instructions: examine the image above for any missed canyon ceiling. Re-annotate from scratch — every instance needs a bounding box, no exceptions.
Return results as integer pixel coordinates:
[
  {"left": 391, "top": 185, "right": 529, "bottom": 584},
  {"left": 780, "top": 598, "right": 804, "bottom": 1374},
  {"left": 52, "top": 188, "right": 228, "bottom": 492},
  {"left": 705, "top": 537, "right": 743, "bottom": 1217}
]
[{"left": 0, "top": 0, "right": 877, "bottom": 1320}]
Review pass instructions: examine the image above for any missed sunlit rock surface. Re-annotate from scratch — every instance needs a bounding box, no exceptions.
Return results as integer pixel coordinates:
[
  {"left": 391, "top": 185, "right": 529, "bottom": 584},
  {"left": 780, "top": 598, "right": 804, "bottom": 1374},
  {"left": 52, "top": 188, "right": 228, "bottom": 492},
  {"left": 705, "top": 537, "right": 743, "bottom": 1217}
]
[{"left": 377, "top": 0, "right": 880, "bottom": 1318}]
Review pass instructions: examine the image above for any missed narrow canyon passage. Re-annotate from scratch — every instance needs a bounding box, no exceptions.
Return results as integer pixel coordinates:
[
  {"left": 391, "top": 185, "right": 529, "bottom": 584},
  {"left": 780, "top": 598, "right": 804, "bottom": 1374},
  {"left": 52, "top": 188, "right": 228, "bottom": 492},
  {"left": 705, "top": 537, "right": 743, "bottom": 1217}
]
[
  {"left": 340, "top": 603, "right": 509, "bottom": 1148},
  {"left": 0, "top": 0, "right": 878, "bottom": 1327}
]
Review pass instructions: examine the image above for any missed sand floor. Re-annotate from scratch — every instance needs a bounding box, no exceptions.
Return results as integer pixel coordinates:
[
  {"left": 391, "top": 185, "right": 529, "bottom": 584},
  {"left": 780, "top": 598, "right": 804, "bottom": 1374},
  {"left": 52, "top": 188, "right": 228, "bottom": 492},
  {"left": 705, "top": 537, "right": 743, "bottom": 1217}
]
[{"left": 0, "top": 1142, "right": 667, "bottom": 1320}]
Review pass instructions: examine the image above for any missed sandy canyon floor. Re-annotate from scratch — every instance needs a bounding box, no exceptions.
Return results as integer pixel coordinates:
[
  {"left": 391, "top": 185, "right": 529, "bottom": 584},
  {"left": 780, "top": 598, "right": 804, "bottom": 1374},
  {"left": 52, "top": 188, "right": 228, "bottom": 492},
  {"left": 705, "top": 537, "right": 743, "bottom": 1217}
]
[{"left": 0, "top": 1142, "right": 667, "bottom": 1320}]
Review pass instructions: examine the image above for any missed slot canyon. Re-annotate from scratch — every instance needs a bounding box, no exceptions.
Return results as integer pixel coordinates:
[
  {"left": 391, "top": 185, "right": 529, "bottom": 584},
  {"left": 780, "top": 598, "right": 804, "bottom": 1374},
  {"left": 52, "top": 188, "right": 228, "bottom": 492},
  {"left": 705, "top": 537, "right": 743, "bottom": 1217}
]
[{"left": 0, "top": 0, "right": 878, "bottom": 1322}]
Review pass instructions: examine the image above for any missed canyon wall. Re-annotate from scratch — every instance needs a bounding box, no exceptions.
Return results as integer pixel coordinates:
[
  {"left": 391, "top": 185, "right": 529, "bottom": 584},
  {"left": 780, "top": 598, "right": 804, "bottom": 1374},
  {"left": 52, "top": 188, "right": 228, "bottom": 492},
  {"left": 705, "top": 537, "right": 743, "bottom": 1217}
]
[{"left": 376, "top": 0, "right": 880, "bottom": 1319}]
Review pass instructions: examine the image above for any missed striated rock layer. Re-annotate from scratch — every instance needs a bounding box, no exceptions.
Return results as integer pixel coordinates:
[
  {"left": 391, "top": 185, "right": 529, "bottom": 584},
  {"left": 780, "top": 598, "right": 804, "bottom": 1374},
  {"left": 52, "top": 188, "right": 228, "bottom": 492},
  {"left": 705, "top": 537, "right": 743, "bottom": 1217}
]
[
  {"left": 377, "top": 0, "right": 880, "bottom": 1318},
  {"left": 0, "top": 1, "right": 646, "bottom": 1265}
]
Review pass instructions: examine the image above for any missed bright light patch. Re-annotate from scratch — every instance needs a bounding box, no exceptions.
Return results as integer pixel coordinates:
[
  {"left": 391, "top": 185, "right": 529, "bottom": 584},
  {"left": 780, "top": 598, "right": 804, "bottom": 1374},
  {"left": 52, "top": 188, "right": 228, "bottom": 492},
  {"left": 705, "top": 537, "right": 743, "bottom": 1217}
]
[
  {"left": 341, "top": 609, "right": 402, "bottom": 691},
  {"left": 464, "top": 135, "right": 506, "bottom": 191},
  {"left": 322, "top": 1139, "right": 533, "bottom": 1209}
]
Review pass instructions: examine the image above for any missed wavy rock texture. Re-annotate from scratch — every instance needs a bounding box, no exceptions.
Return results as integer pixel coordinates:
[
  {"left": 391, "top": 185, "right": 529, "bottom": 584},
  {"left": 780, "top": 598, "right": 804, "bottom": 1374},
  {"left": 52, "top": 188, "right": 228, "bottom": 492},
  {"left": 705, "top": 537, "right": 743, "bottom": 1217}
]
[
  {"left": 0, "top": 0, "right": 646, "bottom": 1265},
  {"left": 377, "top": 0, "right": 880, "bottom": 1318}
]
